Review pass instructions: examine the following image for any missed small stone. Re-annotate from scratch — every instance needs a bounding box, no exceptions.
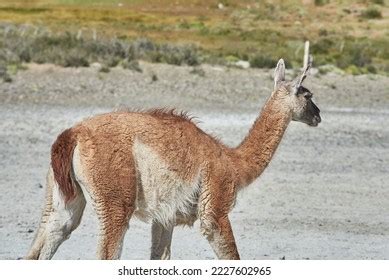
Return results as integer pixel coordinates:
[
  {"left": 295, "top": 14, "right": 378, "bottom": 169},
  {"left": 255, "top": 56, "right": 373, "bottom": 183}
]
[
  {"left": 235, "top": 60, "right": 250, "bottom": 69},
  {"left": 90, "top": 62, "right": 102, "bottom": 70}
]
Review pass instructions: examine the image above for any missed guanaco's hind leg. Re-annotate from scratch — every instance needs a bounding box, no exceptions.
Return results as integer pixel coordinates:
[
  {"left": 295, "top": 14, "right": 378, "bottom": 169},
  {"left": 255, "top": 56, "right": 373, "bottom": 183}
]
[
  {"left": 75, "top": 145, "right": 138, "bottom": 260},
  {"left": 150, "top": 220, "right": 174, "bottom": 260},
  {"left": 25, "top": 166, "right": 86, "bottom": 260},
  {"left": 25, "top": 167, "right": 55, "bottom": 259},
  {"left": 71, "top": 142, "right": 137, "bottom": 260},
  {"left": 95, "top": 202, "right": 134, "bottom": 260}
]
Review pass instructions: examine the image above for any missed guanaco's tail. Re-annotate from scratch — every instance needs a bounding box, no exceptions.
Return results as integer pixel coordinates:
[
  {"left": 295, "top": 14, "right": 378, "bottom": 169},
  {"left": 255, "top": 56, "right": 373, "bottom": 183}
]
[{"left": 51, "top": 128, "right": 78, "bottom": 203}]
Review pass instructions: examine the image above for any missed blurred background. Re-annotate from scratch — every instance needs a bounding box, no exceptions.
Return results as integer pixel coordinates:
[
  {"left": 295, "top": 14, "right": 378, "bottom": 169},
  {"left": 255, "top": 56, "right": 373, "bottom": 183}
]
[{"left": 0, "top": 0, "right": 388, "bottom": 78}]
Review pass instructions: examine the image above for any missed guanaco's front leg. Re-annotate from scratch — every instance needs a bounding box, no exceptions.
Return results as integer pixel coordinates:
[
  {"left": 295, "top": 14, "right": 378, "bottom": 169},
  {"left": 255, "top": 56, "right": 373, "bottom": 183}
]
[
  {"left": 202, "top": 214, "right": 240, "bottom": 259},
  {"left": 199, "top": 170, "right": 240, "bottom": 260}
]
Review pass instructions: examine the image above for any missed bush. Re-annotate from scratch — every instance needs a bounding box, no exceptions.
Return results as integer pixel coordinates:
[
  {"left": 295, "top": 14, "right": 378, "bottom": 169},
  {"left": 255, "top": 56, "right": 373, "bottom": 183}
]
[
  {"left": 312, "top": 38, "right": 335, "bottom": 54},
  {"left": 0, "top": 24, "right": 387, "bottom": 76},
  {"left": 225, "top": 55, "right": 239, "bottom": 63},
  {"left": 99, "top": 65, "right": 110, "bottom": 73},
  {"left": 124, "top": 38, "right": 200, "bottom": 66},
  {"left": 190, "top": 67, "right": 205, "bottom": 77},
  {"left": 341, "top": 42, "right": 372, "bottom": 68},
  {"left": 121, "top": 59, "right": 142, "bottom": 72},
  {"left": 361, "top": 6, "right": 382, "bottom": 19},
  {"left": 61, "top": 50, "right": 90, "bottom": 67},
  {"left": 314, "top": 0, "right": 329, "bottom": 6},
  {"left": 366, "top": 65, "right": 377, "bottom": 74},
  {"left": 0, "top": 26, "right": 201, "bottom": 70},
  {"left": 0, "top": 64, "right": 12, "bottom": 82},
  {"left": 318, "top": 64, "right": 345, "bottom": 75},
  {"left": 249, "top": 54, "right": 277, "bottom": 68},
  {"left": 370, "top": 0, "right": 384, "bottom": 5},
  {"left": 345, "top": 65, "right": 363, "bottom": 75},
  {"left": 318, "top": 28, "right": 328, "bottom": 37},
  {"left": 151, "top": 73, "right": 158, "bottom": 82}
]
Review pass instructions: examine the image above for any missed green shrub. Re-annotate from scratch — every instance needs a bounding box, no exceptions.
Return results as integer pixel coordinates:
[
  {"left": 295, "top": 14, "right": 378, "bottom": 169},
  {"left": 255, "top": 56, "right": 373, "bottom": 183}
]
[
  {"left": 99, "top": 65, "right": 110, "bottom": 73},
  {"left": 340, "top": 41, "right": 372, "bottom": 68},
  {"left": 104, "top": 56, "right": 120, "bottom": 67},
  {"left": 314, "top": 0, "right": 330, "bottom": 6},
  {"left": 121, "top": 59, "right": 142, "bottom": 72},
  {"left": 151, "top": 73, "right": 158, "bottom": 82},
  {"left": 0, "top": 23, "right": 387, "bottom": 76},
  {"left": 345, "top": 65, "right": 362, "bottom": 75},
  {"left": 312, "top": 38, "right": 335, "bottom": 54},
  {"left": 61, "top": 50, "right": 90, "bottom": 67},
  {"left": 225, "top": 55, "right": 239, "bottom": 63},
  {"left": 318, "top": 28, "right": 328, "bottom": 36},
  {"left": 0, "top": 27, "right": 201, "bottom": 69},
  {"left": 318, "top": 64, "right": 345, "bottom": 75},
  {"left": 370, "top": 0, "right": 384, "bottom": 5},
  {"left": 361, "top": 6, "right": 382, "bottom": 19},
  {"left": 126, "top": 38, "right": 200, "bottom": 66},
  {"left": 190, "top": 67, "right": 205, "bottom": 77},
  {"left": 0, "top": 64, "right": 12, "bottom": 82},
  {"left": 249, "top": 54, "right": 277, "bottom": 68},
  {"left": 366, "top": 65, "right": 377, "bottom": 74}
]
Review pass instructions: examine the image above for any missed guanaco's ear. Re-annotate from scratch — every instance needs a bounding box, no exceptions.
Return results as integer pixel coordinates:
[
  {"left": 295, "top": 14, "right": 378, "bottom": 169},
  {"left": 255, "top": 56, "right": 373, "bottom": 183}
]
[
  {"left": 274, "top": 58, "right": 285, "bottom": 90},
  {"left": 291, "top": 54, "right": 313, "bottom": 95}
]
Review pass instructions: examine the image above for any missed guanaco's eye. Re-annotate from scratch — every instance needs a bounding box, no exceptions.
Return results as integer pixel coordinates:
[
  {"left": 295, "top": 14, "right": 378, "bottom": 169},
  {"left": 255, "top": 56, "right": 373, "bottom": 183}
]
[{"left": 303, "top": 91, "right": 312, "bottom": 99}]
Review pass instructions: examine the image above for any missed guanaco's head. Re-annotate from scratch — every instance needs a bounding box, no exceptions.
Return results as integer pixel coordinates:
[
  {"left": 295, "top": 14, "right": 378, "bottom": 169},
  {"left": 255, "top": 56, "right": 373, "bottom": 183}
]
[{"left": 273, "top": 58, "right": 321, "bottom": 127}]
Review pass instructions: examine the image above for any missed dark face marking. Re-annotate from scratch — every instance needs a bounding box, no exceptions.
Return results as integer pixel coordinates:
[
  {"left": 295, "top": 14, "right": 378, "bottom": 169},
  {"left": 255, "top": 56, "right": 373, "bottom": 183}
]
[{"left": 292, "top": 86, "right": 321, "bottom": 127}]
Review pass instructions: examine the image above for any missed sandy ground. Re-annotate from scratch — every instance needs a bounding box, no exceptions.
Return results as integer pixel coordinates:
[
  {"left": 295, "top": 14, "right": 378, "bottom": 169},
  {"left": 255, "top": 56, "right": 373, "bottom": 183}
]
[{"left": 0, "top": 63, "right": 388, "bottom": 259}]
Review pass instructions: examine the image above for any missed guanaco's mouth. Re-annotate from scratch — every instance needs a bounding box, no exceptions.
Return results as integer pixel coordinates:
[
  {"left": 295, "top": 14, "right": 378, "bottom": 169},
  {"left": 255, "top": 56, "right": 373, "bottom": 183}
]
[{"left": 309, "top": 115, "right": 321, "bottom": 127}]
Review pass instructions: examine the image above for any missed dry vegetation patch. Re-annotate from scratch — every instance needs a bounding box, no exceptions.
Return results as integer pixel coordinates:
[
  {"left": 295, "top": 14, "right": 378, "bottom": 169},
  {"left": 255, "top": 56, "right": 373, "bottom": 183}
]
[{"left": 0, "top": 0, "right": 388, "bottom": 78}]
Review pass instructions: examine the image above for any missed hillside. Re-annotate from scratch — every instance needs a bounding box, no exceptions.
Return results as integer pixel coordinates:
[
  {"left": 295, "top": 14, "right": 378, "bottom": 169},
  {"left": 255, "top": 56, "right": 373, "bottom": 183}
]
[{"left": 0, "top": 0, "right": 388, "bottom": 74}]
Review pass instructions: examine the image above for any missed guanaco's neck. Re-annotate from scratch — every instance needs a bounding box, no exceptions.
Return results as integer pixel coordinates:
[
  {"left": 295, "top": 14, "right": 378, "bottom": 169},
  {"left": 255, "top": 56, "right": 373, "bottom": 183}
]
[{"left": 232, "top": 91, "right": 292, "bottom": 187}]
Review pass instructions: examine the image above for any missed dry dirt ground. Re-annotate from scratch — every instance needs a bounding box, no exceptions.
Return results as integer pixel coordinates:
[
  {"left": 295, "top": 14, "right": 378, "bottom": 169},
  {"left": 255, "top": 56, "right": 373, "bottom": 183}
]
[{"left": 0, "top": 62, "right": 388, "bottom": 259}]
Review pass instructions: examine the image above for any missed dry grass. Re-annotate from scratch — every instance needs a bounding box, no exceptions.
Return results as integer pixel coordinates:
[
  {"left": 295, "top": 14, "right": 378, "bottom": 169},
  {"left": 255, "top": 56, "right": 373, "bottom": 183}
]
[
  {"left": 0, "top": 29, "right": 200, "bottom": 69},
  {"left": 0, "top": 0, "right": 388, "bottom": 74}
]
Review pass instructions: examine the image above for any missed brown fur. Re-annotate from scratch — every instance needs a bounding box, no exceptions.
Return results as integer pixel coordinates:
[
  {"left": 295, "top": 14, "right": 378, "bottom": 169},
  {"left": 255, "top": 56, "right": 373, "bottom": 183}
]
[
  {"left": 63, "top": 94, "right": 290, "bottom": 259},
  {"left": 51, "top": 128, "right": 77, "bottom": 203},
  {"left": 26, "top": 59, "right": 320, "bottom": 260},
  {"left": 147, "top": 108, "right": 196, "bottom": 122}
]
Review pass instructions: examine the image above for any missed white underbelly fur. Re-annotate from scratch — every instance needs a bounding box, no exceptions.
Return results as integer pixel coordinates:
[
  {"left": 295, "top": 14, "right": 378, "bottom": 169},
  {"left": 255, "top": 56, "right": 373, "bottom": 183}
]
[{"left": 132, "top": 140, "right": 200, "bottom": 227}]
